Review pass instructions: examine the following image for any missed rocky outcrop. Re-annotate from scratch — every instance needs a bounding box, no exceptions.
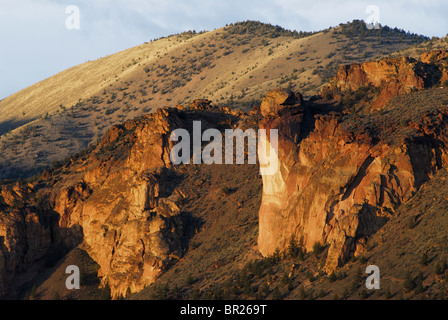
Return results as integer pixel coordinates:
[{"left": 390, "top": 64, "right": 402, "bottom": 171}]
[
  {"left": 2, "top": 65, "right": 448, "bottom": 299},
  {"left": 0, "top": 108, "right": 189, "bottom": 299},
  {"left": 257, "top": 88, "right": 448, "bottom": 272},
  {"left": 0, "top": 183, "right": 55, "bottom": 298},
  {"left": 51, "top": 108, "right": 189, "bottom": 299},
  {"left": 260, "top": 89, "right": 303, "bottom": 117},
  {"left": 321, "top": 51, "right": 446, "bottom": 108},
  {"left": 420, "top": 50, "right": 448, "bottom": 86},
  {"left": 0, "top": 103, "right": 245, "bottom": 299},
  {"left": 189, "top": 99, "right": 213, "bottom": 111}
]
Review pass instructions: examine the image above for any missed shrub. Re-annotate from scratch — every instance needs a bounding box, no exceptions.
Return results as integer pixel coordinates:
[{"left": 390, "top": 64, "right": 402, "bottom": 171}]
[
  {"left": 312, "top": 242, "right": 325, "bottom": 256},
  {"left": 403, "top": 272, "right": 416, "bottom": 292},
  {"left": 152, "top": 283, "right": 170, "bottom": 300},
  {"left": 305, "top": 270, "right": 316, "bottom": 282},
  {"left": 260, "top": 283, "right": 270, "bottom": 297},
  {"left": 105, "top": 107, "right": 119, "bottom": 115},
  {"left": 237, "top": 271, "right": 254, "bottom": 296},
  {"left": 358, "top": 256, "right": 368, "bottom": 264},
  {"left": 189, "top": 240, "right": 200, "bottom": 250},
  {"left": 348, "top": 267, "right": 364, "bottom": 292},
  {"left": 328, "top": 271, "right": 347, "bottom": 282},
  {"left": 414, "top": 272, "right": 424, "bottom": 294},
  {"left": 415, "top": 281, "right": 424, "bottom": 294},
  {"left": 400, "top": 119, "right": 408, "bottom": 127},
  {"left": 246, "top": 260, "right": 268, "bottom": 278},
  {"left": 408, "top": 216, "right": 418, "bottom": 229},
  {"left": 359, "top": 289, "right": 368, "bottom": 299},
  {"left": 420, "top": 253, "right": 429, "bottom": 266},
  {"left": 435, "top": 260, "right": 447, "bottom": 275},
  {"left": 220, "top": 187, "right": 231, "bottom": 196},
  {"left": 384, "top": 288, "right": 392, "bottom": 299},
  {"left": 317, "top": 289, "right": 327, "bottom": 298},
  {"left": 287, "top": 236, "right": 305, "bottom": 260},
  {"left": 281, "top": 272, "right": 292, "bottom": 286},
  {"left": 186, "top": 274, "right": 196, "bottom": 286},
  {"left": 27, "top": 285, "right": 39, "bottom": 300},
  {"left": 342, "top": 288, "right": 350, "bottom": 300},
  {"left": 298, "top": 286, "right": 312, "bottom": 300},
  {"left": 329, "top": 272, "right": 337, "bottom": 282},
  {"left": 271, "top": 287, "right": 282, "bottom": 300}
]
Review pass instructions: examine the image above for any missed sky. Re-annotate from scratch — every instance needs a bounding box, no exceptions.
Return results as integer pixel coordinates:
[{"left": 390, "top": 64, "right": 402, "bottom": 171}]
[{"left": 1, "top": 0, "right": 447, "bottom": 100}]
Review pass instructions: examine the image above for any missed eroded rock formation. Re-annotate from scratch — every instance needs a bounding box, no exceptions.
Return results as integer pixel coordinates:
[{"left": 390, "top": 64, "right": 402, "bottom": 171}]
[
  {"left": 0, "top": 108, "right": 188, "bottom": 299},
  {"left": 1, "top": 50, "right": 448, "bottom": 299},
  {"left": 321, "top": 50, "right": 447, "bottom": 108},
  {"left": 257, "top": 86, "right": 448, "bottom": 272},
  {"left": 0, "top": 104, "right": 244, "bottom": 299},
  {"left": 421, "top": 50, "right": 448, "bottom": 86}
]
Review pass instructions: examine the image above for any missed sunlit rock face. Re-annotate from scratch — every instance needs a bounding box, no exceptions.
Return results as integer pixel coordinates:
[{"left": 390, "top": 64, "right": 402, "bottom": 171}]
[
  {"left": 257, "top": 88, "right": 448, "bottom": 272},
  {"left": 0, "top": 108, "right": 187, "bottom": 299},
  {"left": 0, "top": 104, "right": 244, "bottom": 299},
  {"left": 321, "top": 51, "right": 447, "bottom": 109}
]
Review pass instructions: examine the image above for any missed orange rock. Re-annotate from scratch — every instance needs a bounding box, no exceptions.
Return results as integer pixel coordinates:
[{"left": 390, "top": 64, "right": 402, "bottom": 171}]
[
  {"left": 0, "top": 107, "right": 186, "bottom": 299},
  {"left": 260, "top": 88, "right": 303, "bottom": 117},
  {"left": 321, "top": 52, "right": 446, "bottom": 109},
  {"left": 257, "top": 89, "right": 447, "bottom": 272},
  {"left": 190, "top": 99, "right": 212, "bottom": 111},
  {"left": 421, "top": 50, "right": 448, "bottom": 86}
]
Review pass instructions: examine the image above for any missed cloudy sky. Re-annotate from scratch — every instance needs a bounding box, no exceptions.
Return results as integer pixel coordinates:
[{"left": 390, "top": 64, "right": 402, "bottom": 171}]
[{"left": 1, "top": 0, "right": 447, "bottom": 100}]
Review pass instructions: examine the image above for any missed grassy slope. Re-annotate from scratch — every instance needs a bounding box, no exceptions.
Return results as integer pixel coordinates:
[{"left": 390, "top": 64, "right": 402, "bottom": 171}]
[
  {"left": 18, "top": 68, "right": 448, "bottom": 302},
  {"left": 0, "top": 21, "right": 430, "bottom": 179},
  {"left": 5, "top": 21, "right": 448, "bottom": 301},
  {"left": 18, "top": 247, "right": 111, "bottom": 300},
  {"left": 389, "top": 35, "right": 448, "bottom": 60}
]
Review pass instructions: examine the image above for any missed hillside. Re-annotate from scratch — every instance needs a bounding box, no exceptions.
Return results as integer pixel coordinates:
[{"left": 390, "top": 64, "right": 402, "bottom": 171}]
[
  {"left": 2, "top": 57, "right": 448, "bottom": 300},
  {"left": 0, "top": 20, "right": 430, "bottom": 180},
  {"left": 2, "top": 21, "right": 448, "bottom": 302}
]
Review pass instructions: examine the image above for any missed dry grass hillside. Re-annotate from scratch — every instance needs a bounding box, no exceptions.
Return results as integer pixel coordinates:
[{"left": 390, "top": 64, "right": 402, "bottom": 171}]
[
  {"left": 389, "top": 34, "right": 448, "bottom": 60},
  {"left": 4, "top": 61, "right": 448, "bottom": 302},
  {"left": 0, "top": 20, "right": 430, "bottom": 179}
]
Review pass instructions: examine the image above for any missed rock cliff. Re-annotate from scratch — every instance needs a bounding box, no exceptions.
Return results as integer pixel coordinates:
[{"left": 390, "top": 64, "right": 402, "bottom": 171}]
[
  {"left": 1, "top": 50, "right": 448, "bottom": 299},
  {"left": 321, "top": 50, "right": 448, "bottom": 109},
  {"left": 0, "top": 108, "right": 189, "bottom": 299},
  {"left": 258, "top": 83, "right": 448, "bottom": 272},
  {"left": 0, "top": 103, "right": 244, "bottom": 299},
  {"left": 420, "top": 50, "right": 448, "bottom": 86}
]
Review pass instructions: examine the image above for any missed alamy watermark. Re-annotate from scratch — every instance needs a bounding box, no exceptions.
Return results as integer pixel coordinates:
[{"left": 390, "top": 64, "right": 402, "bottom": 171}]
[
  {"left": 365, "top": 5, "right": 380, "bottom": 30},
  {"left": 65, "top": 265, "right": 80, "bottom": 290},
  {"left": 66, "top": 5, "right": 80, "bottom": 30},
  {"left": 169, "top": 121, "right": 279, "bottom": 176},
  {"left": 366, "top": 265, "right": 380, "bottom": 290}
]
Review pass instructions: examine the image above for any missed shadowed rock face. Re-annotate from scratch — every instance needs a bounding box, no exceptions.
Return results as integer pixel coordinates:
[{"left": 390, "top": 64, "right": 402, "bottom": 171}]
[
  {"left": 420, "top": 50, "right": 448, "bottom": 86},
  {"left": 257, "top": 87, "right": 448, "bottom": 272}
]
